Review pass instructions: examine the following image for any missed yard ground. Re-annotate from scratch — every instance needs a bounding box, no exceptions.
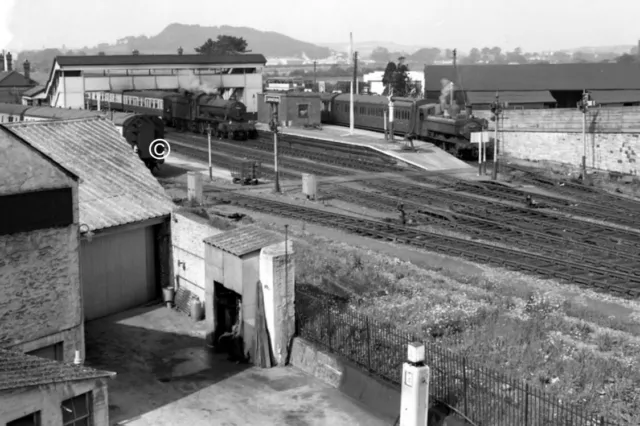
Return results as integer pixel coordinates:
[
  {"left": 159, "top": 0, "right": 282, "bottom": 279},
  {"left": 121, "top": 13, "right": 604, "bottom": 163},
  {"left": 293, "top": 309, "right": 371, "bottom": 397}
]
[
  {"left": 158, "top": 156, "right": 640, "bottom": 424},
  {"left": 84, "top": 305, "right": 392, "bottom": 426}
]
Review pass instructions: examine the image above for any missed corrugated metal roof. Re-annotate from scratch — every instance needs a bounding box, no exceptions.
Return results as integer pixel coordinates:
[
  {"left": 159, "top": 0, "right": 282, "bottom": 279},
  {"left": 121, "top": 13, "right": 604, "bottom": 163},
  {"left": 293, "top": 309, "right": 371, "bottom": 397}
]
[
  {"left": 0, "top": 102, "right": 30, "bottom": 115},
  {"left": 203, "top": 225, "right": 283, "bottom": 257},
  {"left": 424, "top": 63, "right": 640, "bottom": 91},
  {"left": 22, "top": 85, "right": 45, "bottom": 97},
  {"left": 6, "top": 118, "right": 175, "bottom": 231},
  {"left": 25, "top": 107, "right": 102, "bottom": 120},
  {"left": 590, "top": 90, "right": 640, "bottom": 104},
  {"left": 56, "top": 54, "right": 267, "bottom": 67},
  {"left": 466, "top": 91, "right": 556, "bottom": 105},
  {"left": 0, "top": 349, "right": 115, "bottom": 391}
]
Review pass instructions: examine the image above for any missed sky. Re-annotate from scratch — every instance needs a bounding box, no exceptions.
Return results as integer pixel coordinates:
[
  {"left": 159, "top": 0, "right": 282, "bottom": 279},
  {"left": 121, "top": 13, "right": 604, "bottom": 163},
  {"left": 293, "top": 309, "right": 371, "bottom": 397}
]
[{"left": 1, "top": 0, "right": 639, "bottom": 53}]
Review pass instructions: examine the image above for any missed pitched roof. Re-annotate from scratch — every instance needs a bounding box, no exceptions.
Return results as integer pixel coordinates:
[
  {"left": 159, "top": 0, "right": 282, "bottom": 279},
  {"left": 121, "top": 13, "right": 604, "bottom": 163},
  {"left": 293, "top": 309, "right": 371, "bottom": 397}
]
[
  {"left": 466, "top": 91, "right": 556, "bottom": 105},
  {"left": 203, "top": 224, "right": 283, "bottom": 257},
  {"left": 0, "top": 70, "right": 39, "bottom": 87},
  {"left": 22, "top": 85, "right": 45, "bottom": 97},
  {"left": 55, "top": 54, "right": 267, "bottom": 67},
  {"left": 590, "top": 90, "right": 640, "bottom": 104},
  {"left": 0, "top": 349, "right": 115, "bottom": 391},
  {"left": 424, "top": 63, "right": 640, "bottom": 91},
  {"left": 5, "top": 118, "right": 175, "bottom": 231}
]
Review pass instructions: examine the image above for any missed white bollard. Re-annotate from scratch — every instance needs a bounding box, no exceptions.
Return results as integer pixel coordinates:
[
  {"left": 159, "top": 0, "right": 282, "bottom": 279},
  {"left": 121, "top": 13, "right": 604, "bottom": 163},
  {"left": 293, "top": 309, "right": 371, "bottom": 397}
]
[
  {"left": 187, "top": 171, "right": 203, "bottom": 204},
  {"left": 400, "top": 342, "right": 430, "bottom": 426}
]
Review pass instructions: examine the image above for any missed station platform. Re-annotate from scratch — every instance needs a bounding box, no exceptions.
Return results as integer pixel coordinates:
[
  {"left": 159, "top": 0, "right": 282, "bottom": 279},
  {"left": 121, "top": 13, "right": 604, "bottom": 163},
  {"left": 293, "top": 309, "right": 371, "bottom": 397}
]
[{"left": 256, "top": 123, "right": 473, "bottom": 172}]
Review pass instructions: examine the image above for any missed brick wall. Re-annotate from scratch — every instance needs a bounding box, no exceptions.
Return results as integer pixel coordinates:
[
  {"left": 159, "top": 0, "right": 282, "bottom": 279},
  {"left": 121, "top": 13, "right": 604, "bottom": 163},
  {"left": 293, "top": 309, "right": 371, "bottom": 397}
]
[
  {"left": 0, "top": 377, "right": 111, "bottom": 426},
  {"left": 171, "top": 212, "right": 223, "bottom": 302},
  {"left": 500, "top": 131, "right": 640, "bottom": 175}
]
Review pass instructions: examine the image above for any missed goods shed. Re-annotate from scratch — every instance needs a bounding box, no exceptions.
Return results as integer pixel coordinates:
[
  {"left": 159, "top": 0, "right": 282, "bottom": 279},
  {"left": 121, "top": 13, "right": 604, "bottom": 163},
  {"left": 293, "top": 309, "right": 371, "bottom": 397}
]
[
  {"left": 257, "top": 92, "right": 321, "bottom": 128},
  {"left": 6, "top": 117, "right": 175, "bottom": 321}
]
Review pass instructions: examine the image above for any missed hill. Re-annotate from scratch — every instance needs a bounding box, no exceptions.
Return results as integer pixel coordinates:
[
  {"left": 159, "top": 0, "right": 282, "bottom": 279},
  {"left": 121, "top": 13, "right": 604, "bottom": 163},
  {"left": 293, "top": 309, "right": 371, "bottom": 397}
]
[{"left": 98, "top": 23, "right": 332, "bottom": 58}]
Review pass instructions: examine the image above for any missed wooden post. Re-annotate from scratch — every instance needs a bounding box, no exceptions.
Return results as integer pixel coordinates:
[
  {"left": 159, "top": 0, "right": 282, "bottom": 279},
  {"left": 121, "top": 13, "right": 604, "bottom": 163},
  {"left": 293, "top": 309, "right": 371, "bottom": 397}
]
[{"left": 207, "top": 124, "right": 213, "bottom": 181}]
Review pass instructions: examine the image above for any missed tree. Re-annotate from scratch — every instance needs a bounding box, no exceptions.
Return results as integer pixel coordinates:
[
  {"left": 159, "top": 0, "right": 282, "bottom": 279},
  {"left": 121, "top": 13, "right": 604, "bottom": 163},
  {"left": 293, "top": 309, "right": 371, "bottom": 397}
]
[
  {"left": 382, "top": 58, "right": 411, "bottom": 96},
  {"left": 463, "top": 48, "right": 481, "bottom": 64},
  {"left": 370, "top": 46, "right": 391, "bottom": 63},
  {"left": 195, "top": 35, "right": 248, "bottom": 55},
  {"left": 409, "top": 47, "right": 441, "bottom": 65},
  {"left": 382, "top": 61, "right": 397, "bottom": 95},
  {"left": 616, "top": 53, "right": 638, "bottom": 64}
]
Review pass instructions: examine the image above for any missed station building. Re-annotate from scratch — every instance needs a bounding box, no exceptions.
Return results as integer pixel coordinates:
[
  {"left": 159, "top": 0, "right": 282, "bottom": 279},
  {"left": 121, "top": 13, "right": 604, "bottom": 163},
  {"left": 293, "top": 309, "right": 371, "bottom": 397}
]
[
  {"left": 257, "top": 92, "right": 322, "bottom": 127},
  {"left": 424, "top": 63, "right": 640, "bottom": 109},
  {"left": 42, "top": 53, "right": 267, "bottom": 113}
]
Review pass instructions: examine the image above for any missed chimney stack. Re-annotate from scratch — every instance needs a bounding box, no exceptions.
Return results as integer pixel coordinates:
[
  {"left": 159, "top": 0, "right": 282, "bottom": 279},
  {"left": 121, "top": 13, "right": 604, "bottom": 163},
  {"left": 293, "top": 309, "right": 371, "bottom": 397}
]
[
  {"left": 1, "top": 51, "right": 5, "bottom": 72},
  {"left": 6, "top": 52, "right": 12, "bottom": 71},
  {"left": 23, "top": 60, "right": 30, "bottom": 80},
  {"left": 177, "top": 46, "right": 183, "bottom": 55},
  {"left": 132, "top": 49, "right": 139, "bottom": 55}
]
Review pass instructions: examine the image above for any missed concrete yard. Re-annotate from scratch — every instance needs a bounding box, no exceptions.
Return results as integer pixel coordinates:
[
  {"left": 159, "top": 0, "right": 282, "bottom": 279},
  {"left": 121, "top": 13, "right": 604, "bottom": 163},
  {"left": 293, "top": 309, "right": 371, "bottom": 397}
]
[{"left": 84, "top": 305, "right": 392, "bottom": 426}]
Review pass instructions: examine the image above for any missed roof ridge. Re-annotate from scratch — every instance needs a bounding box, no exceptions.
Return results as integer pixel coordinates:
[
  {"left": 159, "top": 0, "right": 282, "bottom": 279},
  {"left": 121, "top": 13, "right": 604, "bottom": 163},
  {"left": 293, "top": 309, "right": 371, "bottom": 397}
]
[{"left": 5, "top": 116, "right": 108, "bottom": 127}]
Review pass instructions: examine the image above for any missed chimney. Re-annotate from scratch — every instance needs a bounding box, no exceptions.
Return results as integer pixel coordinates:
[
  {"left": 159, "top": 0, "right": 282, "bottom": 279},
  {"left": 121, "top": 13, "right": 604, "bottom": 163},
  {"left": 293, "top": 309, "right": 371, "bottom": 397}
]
[
  {"left": 23, "top": 60, "right": 30, "bottom": 80},
  {"left": 6, "top": 52, "right": 12, "bottom": 71},
  {"left": 177, "top": 46, "right": 183, "bottom": 55},
  {"left": 132, "top": 49, "right": 139, "bottom": 55},
  {"left": 1, "top": 51, "right": 5, "bottom": 72}
]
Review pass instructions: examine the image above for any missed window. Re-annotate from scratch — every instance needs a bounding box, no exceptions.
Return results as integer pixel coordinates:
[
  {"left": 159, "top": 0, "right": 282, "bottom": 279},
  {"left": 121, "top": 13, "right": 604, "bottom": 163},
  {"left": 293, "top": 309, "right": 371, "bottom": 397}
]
[
  {"left": 62, "top": 393, "right": 92, "bottom": 426},
  {"left": 8, "top": 412, "right": 41, "bottom": 426},
  {"left": 27, "top": 342, "right": 64, "bottom": 361},
  {"left": 298, "top": 104, "right": 309, "bottom": 119}
]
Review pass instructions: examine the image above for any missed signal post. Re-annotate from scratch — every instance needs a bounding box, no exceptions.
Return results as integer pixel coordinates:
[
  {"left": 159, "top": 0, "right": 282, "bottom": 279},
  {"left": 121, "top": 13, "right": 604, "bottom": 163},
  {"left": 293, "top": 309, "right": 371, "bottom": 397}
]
[
  {"left": 266, "top": 94, "right": 281, "bottom": 193},
  {"left": 490, "top": 93, "right": 509, "bottom": 180},
  {"left": 577, "top": 90, "right": 594, "bottom": 182}
]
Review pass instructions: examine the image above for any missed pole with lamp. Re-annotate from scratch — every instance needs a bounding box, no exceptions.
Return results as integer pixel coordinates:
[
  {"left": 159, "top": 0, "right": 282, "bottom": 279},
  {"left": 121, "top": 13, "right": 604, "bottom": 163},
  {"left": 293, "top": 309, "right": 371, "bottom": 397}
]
[
  {"left": 577, "top": 90, "right": 594, "bottom": 182},
  {"left": 266, "top": 94, "right": 282, "bottom": 193},
  {"left": 489, "top": 93, "right": 508, "bottom": 180}
]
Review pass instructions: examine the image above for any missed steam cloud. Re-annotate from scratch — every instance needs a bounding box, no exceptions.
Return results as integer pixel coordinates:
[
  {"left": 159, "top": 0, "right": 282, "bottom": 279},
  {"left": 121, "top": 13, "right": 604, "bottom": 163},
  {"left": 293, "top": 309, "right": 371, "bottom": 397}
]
[
  {"left": 180, "top": 71, "right": 219, "bottom": 94},
  {"left": 439, "top": 78, "right": 459, "bottom": 117}
]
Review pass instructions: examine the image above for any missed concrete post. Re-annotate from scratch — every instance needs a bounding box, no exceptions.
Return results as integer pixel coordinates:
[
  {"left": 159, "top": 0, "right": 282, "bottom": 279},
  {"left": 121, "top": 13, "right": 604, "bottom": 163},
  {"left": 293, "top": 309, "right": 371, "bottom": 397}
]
[
  {"left": 187, "top": 171, "right": 203, "bottom": 204},
  {"left": 259, "top": 240, "right": 295, "bottom": 366},
  {"left": 400, "top": 342, "right": 430, "bottom": 426}
]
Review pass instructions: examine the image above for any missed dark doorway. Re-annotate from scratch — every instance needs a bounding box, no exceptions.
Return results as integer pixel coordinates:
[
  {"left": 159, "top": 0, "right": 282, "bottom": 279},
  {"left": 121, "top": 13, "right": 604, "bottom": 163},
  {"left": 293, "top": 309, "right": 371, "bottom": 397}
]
[{"left": 213, "top": 281, "right": 242, "bottom": 345}]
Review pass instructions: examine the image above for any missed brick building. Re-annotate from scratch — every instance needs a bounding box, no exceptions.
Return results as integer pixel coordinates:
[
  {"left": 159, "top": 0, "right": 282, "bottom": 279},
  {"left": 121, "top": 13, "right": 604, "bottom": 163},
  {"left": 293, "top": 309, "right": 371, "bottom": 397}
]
[
  {"left": 424, "top": 63, "right": 640, "bottom": 109},
  {"left": 5, "top": 117, "right": 175, "bottom": 322},
  {"left": 0, "top": 125, "right": 84, "bottom": 362},
  {"left": 0, "top": 349, "right": 115, "bottom": 425}
]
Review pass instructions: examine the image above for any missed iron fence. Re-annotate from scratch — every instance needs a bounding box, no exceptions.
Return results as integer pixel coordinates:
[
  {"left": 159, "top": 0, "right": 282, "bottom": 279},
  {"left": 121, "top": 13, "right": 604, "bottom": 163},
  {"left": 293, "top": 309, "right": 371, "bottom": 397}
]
[{"left": 295, "top": 287, "right": 618, "bottom": 426}]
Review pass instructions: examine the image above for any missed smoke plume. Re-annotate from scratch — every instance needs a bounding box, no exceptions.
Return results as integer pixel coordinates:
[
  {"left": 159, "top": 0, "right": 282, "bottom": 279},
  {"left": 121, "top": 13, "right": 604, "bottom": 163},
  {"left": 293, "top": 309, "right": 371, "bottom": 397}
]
[
  {"left": 439, "top": 78, "right": 458, "bottom": 117},
  {"left": 181, "top": 70, "right": 219, "bottom": 94}
]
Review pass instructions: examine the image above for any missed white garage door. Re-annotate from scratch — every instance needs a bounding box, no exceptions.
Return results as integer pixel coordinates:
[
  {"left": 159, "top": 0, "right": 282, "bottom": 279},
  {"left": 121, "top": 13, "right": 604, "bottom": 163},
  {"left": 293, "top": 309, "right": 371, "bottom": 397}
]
[{"left": 81, "top": 225, "right": 158, "bottom": 321}]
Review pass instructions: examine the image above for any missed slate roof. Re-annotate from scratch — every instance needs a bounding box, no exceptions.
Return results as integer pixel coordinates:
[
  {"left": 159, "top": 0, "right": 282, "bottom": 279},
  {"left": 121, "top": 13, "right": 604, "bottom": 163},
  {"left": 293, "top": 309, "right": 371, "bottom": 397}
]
[
  {"left": 55, "top": 54, "right": 267, "bottom": 67},
  {"left": 5, "top": 118, "right": 175, "bottom": 231},
  {"left": 0, "top": 70, "right": 39, "bottom": 87},
  {"left": 590, "top": 90, "right": 640, "bottom": 104},
  {"left": 424, "top": 63, "right": 640, "bottom": 91},
  {"left": 466, "top": 91, "right": 556, "bottom": 105},
  {"left": 21, "top": 85, "right": 45, "bottom": 97},
  {"left": 203, "top": 225, "right": 283, "bottom": 257},
  {"left": 0, "top": 349, "right": 115, "bottom": 391}
]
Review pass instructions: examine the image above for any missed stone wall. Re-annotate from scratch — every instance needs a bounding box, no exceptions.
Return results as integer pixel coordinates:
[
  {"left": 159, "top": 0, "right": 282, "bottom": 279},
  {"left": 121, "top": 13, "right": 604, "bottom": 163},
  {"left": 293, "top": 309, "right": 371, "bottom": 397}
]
[
  {"left": 0, "top": 377, "right": 111, "bottom": 426},
  {"left": 499, "top": 131, "right": 640, "bottom": 175},
  {"left": 170, "top": 211, "right": 223, "bottom": 301},
  {"left": 0, "top": 226, "right": 84, "bottom": 361}
]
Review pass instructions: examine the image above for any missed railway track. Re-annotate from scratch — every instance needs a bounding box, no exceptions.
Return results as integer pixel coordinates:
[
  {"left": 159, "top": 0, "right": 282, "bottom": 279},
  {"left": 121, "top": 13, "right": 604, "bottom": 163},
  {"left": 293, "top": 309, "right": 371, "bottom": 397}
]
[
  {"left": 209, "top": 190, "right": 640, "bottom": 297},
  {"left": 359, "top": 179, "right": 640, "bottom": 251},
  {"left": 167, "top": 134, "right": 352, "bottom": 178},
  {"left": 503, "top": 163, "right": 640, "bottom": 212},
  {"left": 327, "top": 185, "right": 640, "bottom": 274}
]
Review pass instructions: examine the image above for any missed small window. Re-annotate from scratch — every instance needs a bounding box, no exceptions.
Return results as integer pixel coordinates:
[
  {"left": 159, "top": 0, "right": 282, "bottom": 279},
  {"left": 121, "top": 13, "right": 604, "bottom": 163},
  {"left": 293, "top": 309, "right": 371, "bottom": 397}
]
[
  {"left": 298, "top": 104, "right": 309, "bottom": 119},
  {"left": 27, "top": 342, "right": 64, "bottom": 361},
  {"left": 8, "top": 412, "right": 41, "bottom": 426},
  {"left": 62, "top": 392, "right": 92, "bottom": 426}
]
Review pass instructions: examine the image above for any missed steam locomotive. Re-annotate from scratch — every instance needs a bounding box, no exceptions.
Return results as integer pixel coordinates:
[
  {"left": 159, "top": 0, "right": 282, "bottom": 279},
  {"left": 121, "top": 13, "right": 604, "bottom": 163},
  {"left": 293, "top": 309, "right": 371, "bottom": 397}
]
[
  {"left": 320, "top": 93, "right": 489, "bottom": 158},
  {"left": 86, "top": 90, "right": 258, "bottom": 140},
  {"left": 0, "top": 103, "right": 165, "bottom": 170}
]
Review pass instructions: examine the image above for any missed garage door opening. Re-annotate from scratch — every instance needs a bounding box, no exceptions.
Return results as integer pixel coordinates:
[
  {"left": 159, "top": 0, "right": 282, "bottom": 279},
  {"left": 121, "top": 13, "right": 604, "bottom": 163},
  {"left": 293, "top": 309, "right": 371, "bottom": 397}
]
[{"left": 214, "top": 281, "right": 243, "bottom": 359}]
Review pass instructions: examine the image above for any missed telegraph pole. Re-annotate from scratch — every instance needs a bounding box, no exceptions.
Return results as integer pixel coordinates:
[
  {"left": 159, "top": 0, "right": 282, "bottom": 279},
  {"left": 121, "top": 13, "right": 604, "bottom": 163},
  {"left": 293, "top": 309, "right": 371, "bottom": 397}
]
[
  {"left": 267, "top": 97, "right": 281, "bottom": 193},
  {"left": 353, "top": 51, "right": 359, "bottom": 95},
  {"left": 207, "top": 123, "right": 213, "bottom": 181},
  {"left": 349, "top": 32, "right": 354, "bottom": 134},
  {"left": 578, "top": 90, "right": 593, "bottom": 182},
  {"left": 313, "top": 60, "right": 317, "bottom": 90}
]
